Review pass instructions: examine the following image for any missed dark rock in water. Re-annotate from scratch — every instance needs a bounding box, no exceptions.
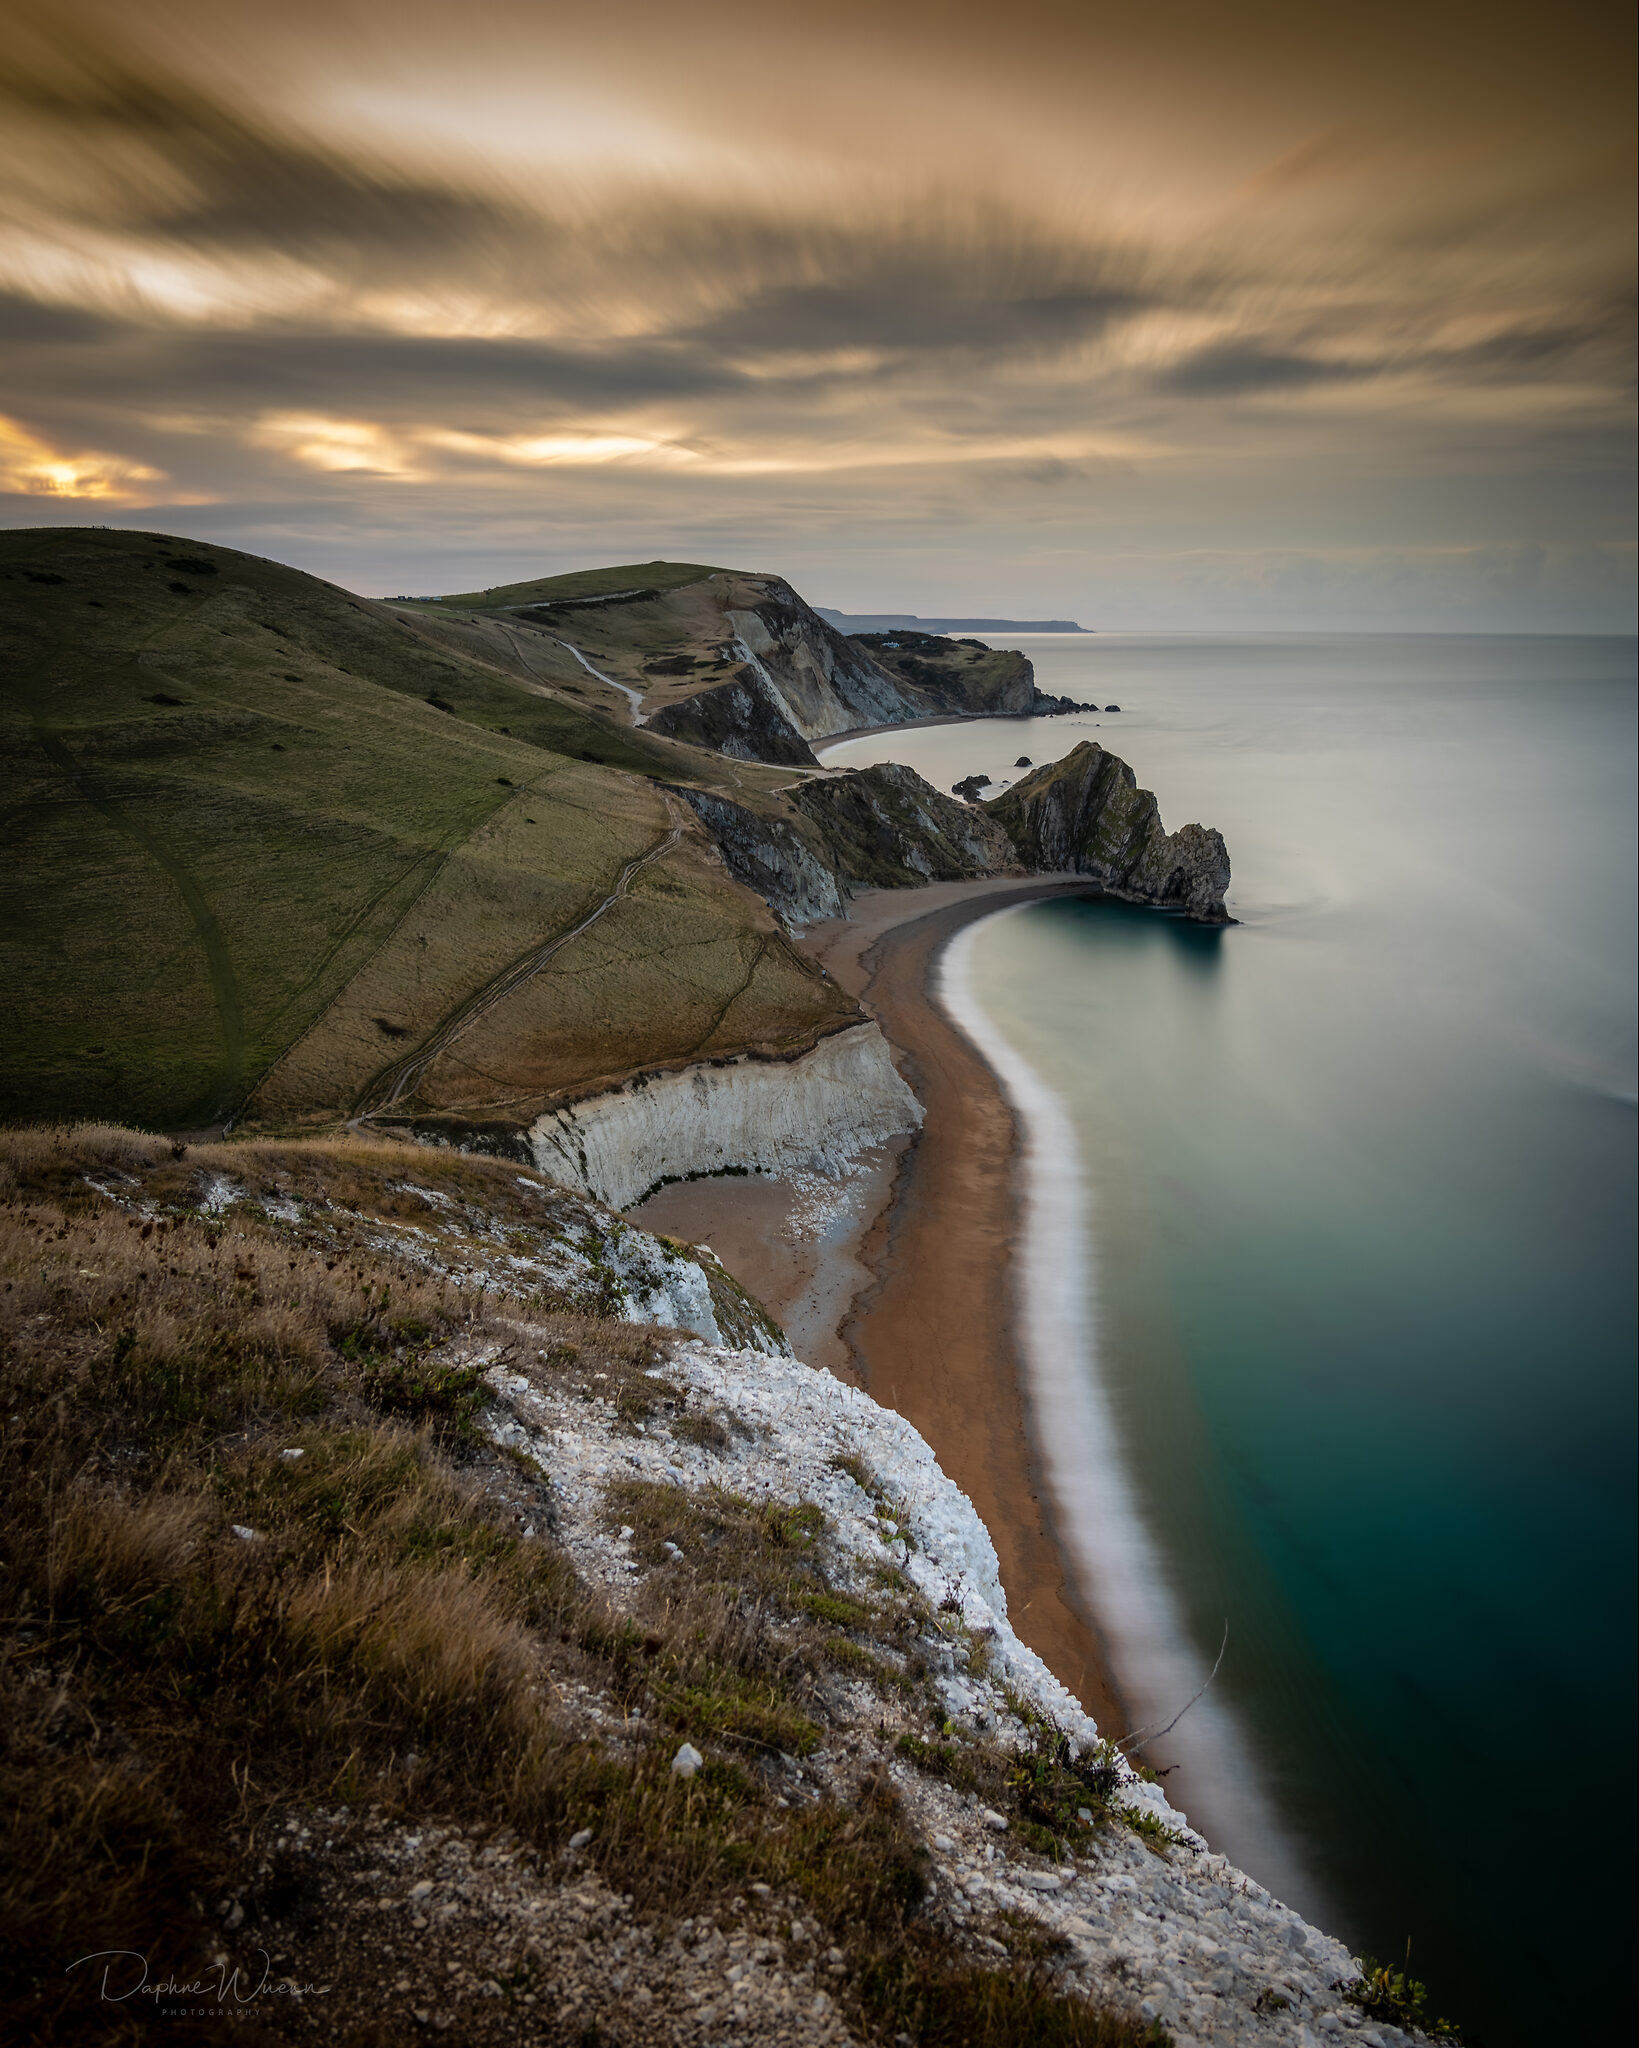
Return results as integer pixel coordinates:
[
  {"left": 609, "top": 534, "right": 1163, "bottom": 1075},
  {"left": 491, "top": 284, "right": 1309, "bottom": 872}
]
[
  {"left": 951, "top": 774, "right": 990, "bottom": 801},
  {"left": 1015, "top": 755, "right": 1032, "bottom": 767},
  {"left": 983, "top": 740, "right": 1230, "bottom": 922},
  {"left": 1104, "top": 703, "right": 1121, "bottom": 712}
]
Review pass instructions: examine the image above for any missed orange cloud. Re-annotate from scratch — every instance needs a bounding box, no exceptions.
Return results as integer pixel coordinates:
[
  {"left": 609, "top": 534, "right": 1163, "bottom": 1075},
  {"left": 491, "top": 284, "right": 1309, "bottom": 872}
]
[{"left": 0, "top": 414, "right": 168, "bottom": 501}]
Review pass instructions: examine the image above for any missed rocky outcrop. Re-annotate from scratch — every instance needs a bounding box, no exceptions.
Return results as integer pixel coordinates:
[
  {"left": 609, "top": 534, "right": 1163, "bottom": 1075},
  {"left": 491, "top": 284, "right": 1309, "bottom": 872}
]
[
  {"left": 645, "top": 675, "right": 819, "bottom": 766},
  {"left": 983, "top": 741, "right": 1231, "bottom": 922},
  {"left": 850, "top": 630, "right": 1099, "bottom": 720},
  {"left": 854, "top": 631, "right": 1039, "bottom": 717},
  {"left": 646, "top": 579, "right": 922, "bottom": 764},
  {"left": 669, "top": 786, "right": 845, "bottom": 928},
  {"left": 789, "top": 762, "right": 1022, "bottom": 890},
  {"left": 528, "top": 1020, "right": 922, "bottom": 1212}
]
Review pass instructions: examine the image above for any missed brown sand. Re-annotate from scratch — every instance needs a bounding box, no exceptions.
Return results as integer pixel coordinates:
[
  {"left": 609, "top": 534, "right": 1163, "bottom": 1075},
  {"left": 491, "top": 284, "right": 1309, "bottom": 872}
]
[
  {"left": 800, "top": 878, "right": 1129, "bottom": 1733},
  {"left": 634, "top": 874, "right": 1128, "bottom": 1732},
  {"left": 629, "top": 1137, "right": 909, "bottom": 1382}
]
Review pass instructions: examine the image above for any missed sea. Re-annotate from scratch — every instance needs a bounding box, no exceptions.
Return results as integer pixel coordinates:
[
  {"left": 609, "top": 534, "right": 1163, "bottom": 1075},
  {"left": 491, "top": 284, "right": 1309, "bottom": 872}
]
[{"left": 820, "top": 634, "right": 1638, "bottom": 2048}]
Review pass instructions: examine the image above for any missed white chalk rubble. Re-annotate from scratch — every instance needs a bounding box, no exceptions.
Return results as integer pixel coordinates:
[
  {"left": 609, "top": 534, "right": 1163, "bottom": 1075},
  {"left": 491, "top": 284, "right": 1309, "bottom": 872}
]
[{"left": 479, "top": 1332, "right": 1406, "bottom": 2047}]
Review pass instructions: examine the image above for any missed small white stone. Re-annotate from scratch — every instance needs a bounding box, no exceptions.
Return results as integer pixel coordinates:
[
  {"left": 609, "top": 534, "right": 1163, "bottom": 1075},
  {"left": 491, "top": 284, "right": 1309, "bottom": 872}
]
[
  {"left": 568, "top": 1828, "right": 593, "bottom": 1850},
  {"left": 671, "top": 1742, "right": 705, "bottom": 1779},
  {"left": 931, "top": 1833, "right": 955, "bottom": 1853},
  {"left": 981, "top": 1808, "right": 1008, "bottom": 1832},
  {"left": 280, "top": 1447, "right": 304, "bottom": 1461},
  {"left": 231, "top": 1524, "right": 258, "bottom": 1541}
]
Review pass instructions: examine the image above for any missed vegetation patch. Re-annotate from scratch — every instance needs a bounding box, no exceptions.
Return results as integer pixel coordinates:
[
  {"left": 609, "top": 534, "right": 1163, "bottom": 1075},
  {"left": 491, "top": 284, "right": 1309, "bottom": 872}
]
[
  {"left": 1341, "top": 1956, "right": 1468, "bottom": 2042},
  {"left": 0, "top": 1124, "right": 1169, "bottom": 2046}
]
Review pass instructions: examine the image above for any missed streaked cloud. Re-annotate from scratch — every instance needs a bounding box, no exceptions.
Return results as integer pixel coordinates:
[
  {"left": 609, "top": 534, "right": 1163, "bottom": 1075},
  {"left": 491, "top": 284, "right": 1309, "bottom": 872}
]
[
  {"left": 0, "top": 0, "right": 1629, "bottom": 626},
  {"left": 0, "top": 411, "right": 166, "bottom": 500}
]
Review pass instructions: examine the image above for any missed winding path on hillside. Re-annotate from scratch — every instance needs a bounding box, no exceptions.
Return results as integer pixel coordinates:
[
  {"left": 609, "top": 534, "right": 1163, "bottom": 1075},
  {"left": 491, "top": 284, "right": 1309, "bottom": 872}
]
[{"left": 354, "top": 799, "right": 687, "bottom": 1116}]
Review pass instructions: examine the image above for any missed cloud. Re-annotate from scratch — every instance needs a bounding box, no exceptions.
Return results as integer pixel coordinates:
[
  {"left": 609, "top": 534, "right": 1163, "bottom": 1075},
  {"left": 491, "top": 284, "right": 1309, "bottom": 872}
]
[
  {"left": 0, "top": 411, "right": 166, "bottom": 499},
  {"left": 1155, "top": 343, "right": 1363, "bottom": 397},
  {"left": 0, "top": 2, "right": 1628, "bottom": 626}
]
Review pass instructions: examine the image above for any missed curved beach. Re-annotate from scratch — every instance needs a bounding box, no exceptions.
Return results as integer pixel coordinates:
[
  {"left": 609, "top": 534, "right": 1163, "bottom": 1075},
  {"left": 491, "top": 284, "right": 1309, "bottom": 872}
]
[{"left": 797, "top": 876, "right": 1130, "bottom": 1732}]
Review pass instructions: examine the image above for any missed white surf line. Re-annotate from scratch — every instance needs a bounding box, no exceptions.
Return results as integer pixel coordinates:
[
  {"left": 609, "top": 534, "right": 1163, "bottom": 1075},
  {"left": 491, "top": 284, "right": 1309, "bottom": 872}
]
[
  {"left": 555, "top": 638, "right": 649, "bottom": 726},
  {"left": 938, "top": 905, "right": 1321, "bottom": 1916}
]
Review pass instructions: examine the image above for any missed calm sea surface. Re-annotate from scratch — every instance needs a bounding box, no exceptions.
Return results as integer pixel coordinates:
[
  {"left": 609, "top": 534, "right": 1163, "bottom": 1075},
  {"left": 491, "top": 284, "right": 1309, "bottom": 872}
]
[{"left": 822, "top": 636, "right": 1638, "bottom": 2048}]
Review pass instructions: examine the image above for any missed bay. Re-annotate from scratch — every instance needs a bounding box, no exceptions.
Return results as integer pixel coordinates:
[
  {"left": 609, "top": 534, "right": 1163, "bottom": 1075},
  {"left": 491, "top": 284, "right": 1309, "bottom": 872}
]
[{"left": 821, "top": 634, "right": 1637, "bottom": 2048}]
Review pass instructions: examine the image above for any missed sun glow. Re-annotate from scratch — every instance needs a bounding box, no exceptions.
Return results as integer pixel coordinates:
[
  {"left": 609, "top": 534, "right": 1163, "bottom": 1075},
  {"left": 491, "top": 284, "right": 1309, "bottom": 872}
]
[
  {"left": 0, "top": 415, "right": 166, "bottom": 501},
  {"left": 253, "top": 413, "right": 699, "bottom": 476}
]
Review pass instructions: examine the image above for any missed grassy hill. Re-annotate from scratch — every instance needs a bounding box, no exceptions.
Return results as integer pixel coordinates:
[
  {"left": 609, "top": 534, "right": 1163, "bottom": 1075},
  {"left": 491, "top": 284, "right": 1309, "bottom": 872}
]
[
  {"left": 410, "top": 564, "right": 924, "bottom": 763},
  {"left": 433, "top": 559, "right": 727, "bottom": 608},
  {"left": 1, "top": 528, "right": 854, "bottom": 1136}
]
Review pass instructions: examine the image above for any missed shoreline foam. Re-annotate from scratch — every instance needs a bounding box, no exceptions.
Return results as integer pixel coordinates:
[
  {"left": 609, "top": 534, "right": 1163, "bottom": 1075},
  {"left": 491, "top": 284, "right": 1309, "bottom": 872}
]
[{"left": 938, "top": 904, "right": 1326, "bottom": 1923}]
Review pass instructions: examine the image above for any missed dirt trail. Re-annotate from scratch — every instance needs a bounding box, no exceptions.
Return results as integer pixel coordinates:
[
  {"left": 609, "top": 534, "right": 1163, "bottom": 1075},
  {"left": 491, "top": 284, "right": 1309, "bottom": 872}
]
[{"left": 355, "top": 801, "right": 687, "bottom": 1116}]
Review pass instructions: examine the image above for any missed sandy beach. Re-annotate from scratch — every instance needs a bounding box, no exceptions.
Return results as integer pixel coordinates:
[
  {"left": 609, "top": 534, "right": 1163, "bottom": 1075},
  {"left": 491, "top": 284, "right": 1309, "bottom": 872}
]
[
  {"left": 807, "top": 879, "right": 1129, "bottom": 1734},
  {"left": 635, "top": 873, "right": 1127, "bottom": 1731}
]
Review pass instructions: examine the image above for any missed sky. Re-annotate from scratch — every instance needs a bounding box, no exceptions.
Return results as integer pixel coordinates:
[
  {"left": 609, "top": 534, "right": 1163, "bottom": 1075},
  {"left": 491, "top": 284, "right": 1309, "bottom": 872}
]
[{"left": 1, "top": 0, "right": 1633, "bottom": 628}]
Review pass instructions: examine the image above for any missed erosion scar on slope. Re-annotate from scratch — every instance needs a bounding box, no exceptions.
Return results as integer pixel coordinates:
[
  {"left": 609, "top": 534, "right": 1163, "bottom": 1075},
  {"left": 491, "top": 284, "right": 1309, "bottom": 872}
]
[{"left": 354, "top": 804, "right": 687, "bottom": 1117}]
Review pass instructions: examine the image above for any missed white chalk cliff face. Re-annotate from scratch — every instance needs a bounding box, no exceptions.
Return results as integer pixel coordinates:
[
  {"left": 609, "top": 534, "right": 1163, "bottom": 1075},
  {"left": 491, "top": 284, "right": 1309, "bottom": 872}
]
[{"left": 528, "top": 1021, "right": 923, "bottom": 1212}]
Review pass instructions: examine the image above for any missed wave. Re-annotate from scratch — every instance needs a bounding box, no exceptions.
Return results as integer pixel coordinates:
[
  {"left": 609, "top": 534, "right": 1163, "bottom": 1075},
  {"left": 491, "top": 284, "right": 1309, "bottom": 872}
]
[{"left": 938, "top": 905, "right": 1326, "bottom": 1918}]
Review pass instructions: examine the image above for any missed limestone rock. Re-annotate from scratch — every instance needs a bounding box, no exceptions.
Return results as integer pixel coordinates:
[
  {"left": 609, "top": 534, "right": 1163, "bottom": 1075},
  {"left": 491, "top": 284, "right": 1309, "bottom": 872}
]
[
  {"left": 670, "top": 787, "right": 844, "bottom": 929},
  {"left": 647, "top": 580, "right": 923, "bottom": 763},
  {"left": 983, "top": 742, "right": 1230, "bottom": 922},
  {"left": 789, "top": 762, "right": 1022, "bottom": 889}
]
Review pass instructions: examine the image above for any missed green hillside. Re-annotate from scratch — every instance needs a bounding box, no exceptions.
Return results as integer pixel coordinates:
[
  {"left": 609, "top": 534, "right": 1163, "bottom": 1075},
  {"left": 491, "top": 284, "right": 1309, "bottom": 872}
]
[
  {"left": 435, "top": 559, "right": 727, "bottom": 609},
  {"left": 0, "top": 528, "right": 854, "bottom": 1135}
]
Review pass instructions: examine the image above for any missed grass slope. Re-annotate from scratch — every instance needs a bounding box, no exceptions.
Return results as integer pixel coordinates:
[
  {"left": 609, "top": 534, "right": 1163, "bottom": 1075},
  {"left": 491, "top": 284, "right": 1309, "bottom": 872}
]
[
  {"left": 434, "top": 559, "right": 728, "bottom": 608},
  {"left": 1, "top": 529, "right": 852, "bottom": 1134},
  {"left": 0, "top": 1124, "right": 1161, "bottom": 2048}
]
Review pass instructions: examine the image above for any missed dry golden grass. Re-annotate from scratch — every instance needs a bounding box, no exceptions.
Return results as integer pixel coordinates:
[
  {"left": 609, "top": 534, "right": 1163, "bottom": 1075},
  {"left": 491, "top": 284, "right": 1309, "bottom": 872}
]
[{"left": 0, "top": 1124, "right": 1158, "bottom": 2046}]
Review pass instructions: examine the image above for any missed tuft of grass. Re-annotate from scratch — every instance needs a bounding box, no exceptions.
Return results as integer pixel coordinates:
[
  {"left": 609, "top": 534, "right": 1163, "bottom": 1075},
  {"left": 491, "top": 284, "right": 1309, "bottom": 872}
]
[
  {"left": 1341, "top": 1956, "right": 1468, "bottom": 2042},
  {"left": 674, "top": 1409, "right": 733, "bottom": 1452},
  {"left": 854, "top": 1931, "right": 1166, "bottom": 2047}
]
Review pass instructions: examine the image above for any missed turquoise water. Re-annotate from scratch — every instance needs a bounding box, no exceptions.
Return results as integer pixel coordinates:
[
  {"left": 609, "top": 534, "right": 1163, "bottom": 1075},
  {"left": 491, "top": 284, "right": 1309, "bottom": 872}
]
[{"left": 822, "top": 637, "right": 1637, "bottom": 2047}]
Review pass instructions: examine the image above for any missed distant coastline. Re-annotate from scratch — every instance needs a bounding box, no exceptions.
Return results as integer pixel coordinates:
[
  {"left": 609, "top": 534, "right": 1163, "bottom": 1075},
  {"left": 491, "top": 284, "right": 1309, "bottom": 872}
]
[{"left": 816, "top": 606, "right": 1088, "bottom": 634}]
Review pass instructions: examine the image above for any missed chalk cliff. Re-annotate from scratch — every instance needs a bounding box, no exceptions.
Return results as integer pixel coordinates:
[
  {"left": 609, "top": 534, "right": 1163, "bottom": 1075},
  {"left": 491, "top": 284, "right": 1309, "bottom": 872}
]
[
  {"left": 645, "top": 579, "right": 922, "bottom": 764},
  {"left": 528, "top": 1020, "right": 923, "bottom": 1212}
]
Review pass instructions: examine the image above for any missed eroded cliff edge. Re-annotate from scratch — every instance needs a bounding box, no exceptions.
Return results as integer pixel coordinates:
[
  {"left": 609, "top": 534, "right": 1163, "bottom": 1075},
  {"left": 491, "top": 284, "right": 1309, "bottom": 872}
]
[{"left": 680, "top": 742, "right": 1231, "bottom": 931}]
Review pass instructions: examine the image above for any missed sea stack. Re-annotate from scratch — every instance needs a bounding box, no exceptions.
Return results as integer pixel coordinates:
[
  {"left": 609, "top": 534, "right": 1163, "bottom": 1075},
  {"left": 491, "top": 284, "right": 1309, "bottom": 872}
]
[{"left": 983, "top": 740, "right": 1231, "bottom": 922}]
